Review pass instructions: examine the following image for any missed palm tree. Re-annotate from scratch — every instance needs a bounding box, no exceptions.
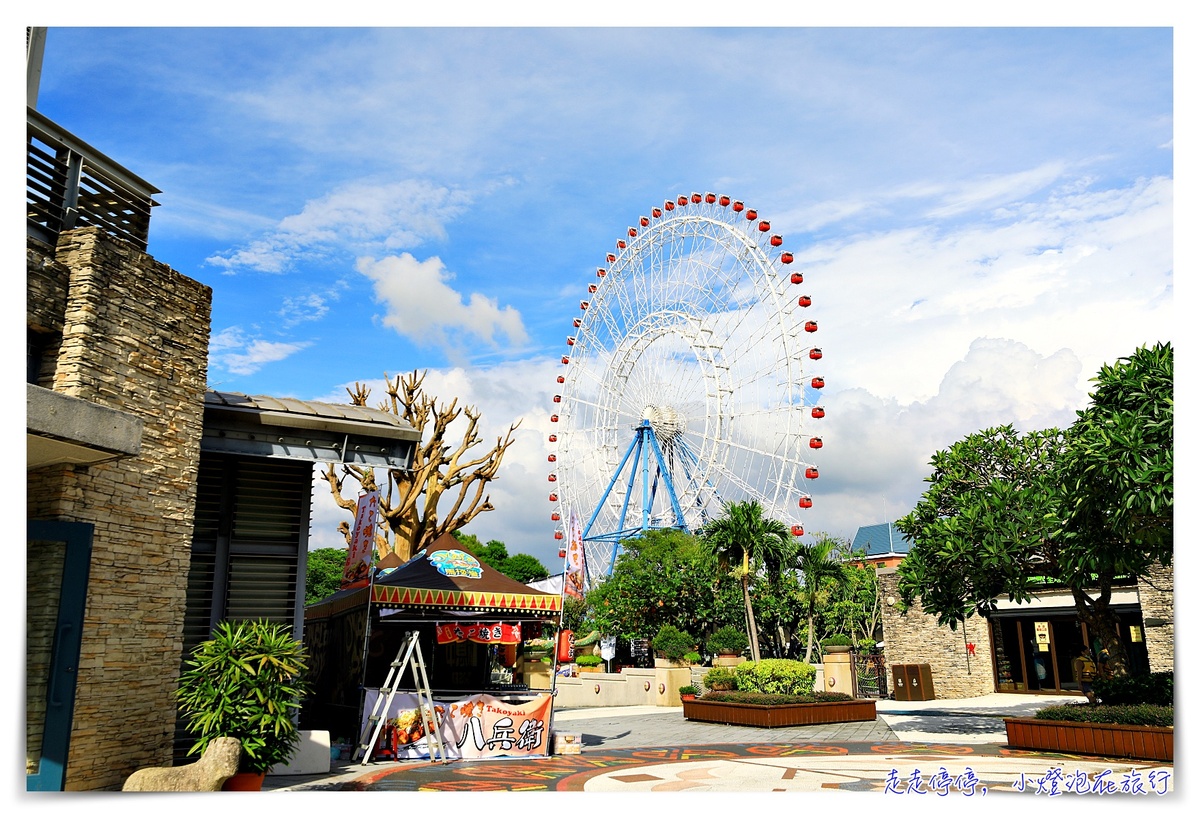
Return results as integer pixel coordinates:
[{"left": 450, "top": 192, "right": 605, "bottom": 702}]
[
  {"left": 700, "top": 500, "right": 794, "bottom": 662},
  {"left": 794, "top": 534, "right": 850, "bottom": 663}
]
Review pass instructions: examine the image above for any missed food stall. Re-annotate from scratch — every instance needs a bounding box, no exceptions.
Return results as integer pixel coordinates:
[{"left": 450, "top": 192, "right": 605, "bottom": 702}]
[{"left": 304, "top": 533, "right": 563, "bottom": 760}]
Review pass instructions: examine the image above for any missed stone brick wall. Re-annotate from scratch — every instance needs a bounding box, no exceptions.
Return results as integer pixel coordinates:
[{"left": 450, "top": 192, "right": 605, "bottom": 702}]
[
  {"left": 1138, "top": 561, "right": 1174, "bottom": 673},
  {"left": 878, "top": 569, "right": 995, "bottom": 699},
  {"left": 26, "top": 228, "right": 212, "bottom": 790}
]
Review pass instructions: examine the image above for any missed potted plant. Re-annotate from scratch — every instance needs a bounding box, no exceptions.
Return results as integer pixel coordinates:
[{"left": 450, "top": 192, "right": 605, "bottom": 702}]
[
  {"left": 703, "top": 667, "right": 737, "bottom": 692},
  {"left": 683, "top": 651, "right": 703, "bottom": 666},
  {"left": 575, "top": 653, "right": 605, "bottom": 672},
  {"left": 650, "top": 624, "right": 695, "bottom": 666},
  {"left": 679, "top": 685, "right": 699, "bottom": 701},
  {"left": 820, "top": 634, "right": 853, "bottom": 654},
  {"left": 176, "top": 619, "right": 310, "bottom": 791},
  {"left": 705, "top": 625, "right": 749, "bottom": 657}
]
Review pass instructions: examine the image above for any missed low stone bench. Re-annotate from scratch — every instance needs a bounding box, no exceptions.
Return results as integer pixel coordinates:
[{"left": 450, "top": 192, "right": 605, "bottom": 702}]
[{"left": 122, "top": 737, "right": 241, "bottom": 792}]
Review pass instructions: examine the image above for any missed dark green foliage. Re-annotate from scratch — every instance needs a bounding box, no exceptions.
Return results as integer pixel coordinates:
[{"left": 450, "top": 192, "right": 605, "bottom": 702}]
[
  {"left": 176, "top": 620, "right": 310, "bottom": 773},
  {"left": 1034, "top": 702, "right": 1173, "bottom": 728},
  {"left": 679, "top": 685, "right": 699, "bottom": 697},
  {"left": 588, "top": 528, "right": 739, "bottom": 640},
  {"left": 651, "top": 624, "right": 695, "bottom": 662},
  {"left": 502, "top": 553, "right": 550, "bottom": 583},
  {"left": 733, "top": 658, "right": 816, "bottom": 695},
  {"left": 705, "top": 625, "right": 749, "bottom": 655},
  {"left": 820, "top": 634, "right": 852, "bottom": 647},
  {"left": 700, "top": 690, "right": 853, "bottom": 705},
  {"left": 306, "top": 547, "right": 349, "bottom": 604},
  {"left": 455, "top": 532, "right": 549, "bottom": 583},
  {"left": 1093, "top": 672, "right": 1173, "bottom": 706}
]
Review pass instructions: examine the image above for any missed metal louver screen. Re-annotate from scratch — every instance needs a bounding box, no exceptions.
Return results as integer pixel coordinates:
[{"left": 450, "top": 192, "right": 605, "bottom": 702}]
[{"left": 225, "top": 554, "right": 298, "bottom": 622}]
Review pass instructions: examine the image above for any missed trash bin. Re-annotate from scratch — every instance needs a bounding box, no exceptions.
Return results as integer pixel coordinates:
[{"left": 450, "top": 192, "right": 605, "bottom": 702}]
[{"left": 890, "top": 663, "right": 935, "bottom": 701}]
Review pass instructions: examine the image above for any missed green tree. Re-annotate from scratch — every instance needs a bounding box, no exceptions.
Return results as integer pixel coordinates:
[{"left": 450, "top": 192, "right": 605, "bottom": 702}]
[
  {"left": 700, "top": 500, "right": 794, "bottom": 662},
  {"left": 502, "top": 553, "right": 550, "bottom": 584},
  {"left": 897, "top": 344, "right": 1172, "bottom": 677},
  {"left": 821, "top": 556, "right": 882, "bottom": 649},
  {"left": 306, "top": 547, "right": 349, "bottom": 604},
  {"left": 588, "top": 528, "right": 735, "bottom": 641},
  {"left": 793, "top": 534, "right": 850, "bottom": 663}
]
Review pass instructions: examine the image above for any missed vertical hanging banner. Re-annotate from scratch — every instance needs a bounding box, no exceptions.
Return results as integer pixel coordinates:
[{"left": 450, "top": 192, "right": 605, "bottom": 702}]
[
  {"left": 564, "top": 510, "right": 586, "bottom": 598},
  {"left": 342, "top": 489, "right": 379, "bottom": 589}
]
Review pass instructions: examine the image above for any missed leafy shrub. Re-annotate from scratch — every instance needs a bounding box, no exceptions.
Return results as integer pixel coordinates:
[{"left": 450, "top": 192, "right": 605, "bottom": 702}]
[
  {"left": 575, "top": 653, "right": 604, "bottom": 667},
  {"left": 820, "top": 634, "right": 852, "bottom": 647},
  {"left": 705, "top": 625, "right": 749, "bottom": 655},
  {"left": 700, "top": 690, "right": 853, "bottom": 705},
  {"left": 651, "top": 624, "right": 695, "bottom": 663},
  {"left": 1035, "top": 702, "right": 1173, "bottom": 728},
  {"left": 734, "top": 659, "right": 816, "bottom": 695},
  {"left": 679, "top": 685, "right": 699, "bottom": 697},
  {"left": 703, "top": 667, "right": 738, "bottom": 691},
  {"left": 1093, "top": 672, "right": 1173, "bottom": 706},
  {"left": 683, "top": 651, "right": 703, "bottom": 665},
  {"left": 176, "top": 620, "right": 310, "bottom": 773}
]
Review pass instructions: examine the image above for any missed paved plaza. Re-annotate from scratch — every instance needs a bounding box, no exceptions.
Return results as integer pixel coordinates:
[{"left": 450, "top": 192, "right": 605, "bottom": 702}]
[{"left": 262, "top": 694, "right": 1175, "bottom": 798}]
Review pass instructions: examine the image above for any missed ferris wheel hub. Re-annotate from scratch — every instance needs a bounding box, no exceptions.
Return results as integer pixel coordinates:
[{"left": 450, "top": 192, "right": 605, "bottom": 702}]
[{"left": 642, "top": 405, "right": 685, "bottom": 443}]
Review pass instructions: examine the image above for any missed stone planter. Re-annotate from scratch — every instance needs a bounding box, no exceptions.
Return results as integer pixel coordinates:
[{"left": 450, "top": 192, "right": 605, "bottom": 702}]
[
  {"left": 683, "top": 698, "right": 876, "bottom": 728},
  {"left": 1004, "top": 717, "right": 1173, "bottom": 762}
]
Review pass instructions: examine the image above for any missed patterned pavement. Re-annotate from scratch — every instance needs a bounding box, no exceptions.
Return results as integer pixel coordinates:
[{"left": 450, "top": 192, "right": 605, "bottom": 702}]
[{"left": 269, "top": 699, "right": 1173, "bottom": 796}]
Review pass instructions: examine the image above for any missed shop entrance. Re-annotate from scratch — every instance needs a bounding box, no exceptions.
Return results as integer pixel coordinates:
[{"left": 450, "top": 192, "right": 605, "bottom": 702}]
[{"left": 989, "top": 609, "right": 1149, "bottom": 694}]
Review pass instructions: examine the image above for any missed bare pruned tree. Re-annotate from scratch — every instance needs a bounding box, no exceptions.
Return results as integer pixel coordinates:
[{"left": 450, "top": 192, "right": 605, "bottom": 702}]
[{"left": 324, "top": 370, "right": 520, "bottom": 562}]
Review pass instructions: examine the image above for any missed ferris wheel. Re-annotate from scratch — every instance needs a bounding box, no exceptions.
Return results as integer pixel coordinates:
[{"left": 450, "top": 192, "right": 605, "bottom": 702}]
[{"left": 547, "top": 192, "right": 825, "bottom": 588}]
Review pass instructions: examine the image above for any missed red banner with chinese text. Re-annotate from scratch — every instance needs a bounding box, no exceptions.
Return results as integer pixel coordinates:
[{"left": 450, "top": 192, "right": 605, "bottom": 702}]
[
  {"left": 435, "top": 622, "right": 522, "bottom": 645},
  {"left": 362, "top": 691, "right": 552, "bottom": 760}
]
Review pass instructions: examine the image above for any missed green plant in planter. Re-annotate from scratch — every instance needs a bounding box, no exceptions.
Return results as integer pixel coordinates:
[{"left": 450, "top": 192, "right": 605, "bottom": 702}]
[
  {"left": 679, "top": 685, "right": 699, "bottom": 698},
  {"left": 683, "top": 651, "right": 703, "bottom": 665},
  {"left": 176, "top": 619, "right": 310, "bottom": 774},
  {"left": 820, "top": 634, "right": 853, "bottom": 650},
  {"left": 651, "top": 624, "right": 695, "bottom": 664},
  {"left": 705, "top": 625, "right": 749, "bottom": 656},
  {"left": 575, "top": 653, "right": 604, "bottom": 667},
  {"left": 734, "top": 659, "right": 816, "bottom": 695},
  {"left": 703, "top": 667, "right": 738, "bottom": 691}
]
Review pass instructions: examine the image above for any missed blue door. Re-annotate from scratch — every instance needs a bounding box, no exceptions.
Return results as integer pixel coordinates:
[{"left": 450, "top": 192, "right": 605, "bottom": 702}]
[{"left": 26, "top": 520, "right": 92, "bottom": 791}]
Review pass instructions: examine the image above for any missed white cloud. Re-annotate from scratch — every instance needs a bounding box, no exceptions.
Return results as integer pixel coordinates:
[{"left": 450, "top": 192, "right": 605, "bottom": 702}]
[
  {"left": 208, "top": 326, "right": 312, "bottom": 377},
  {"left": 357, "top": 253, "right": 529, "bottom": 358},
  {"left": 205, "top": 179, "right": 471, "bottom": 274}
]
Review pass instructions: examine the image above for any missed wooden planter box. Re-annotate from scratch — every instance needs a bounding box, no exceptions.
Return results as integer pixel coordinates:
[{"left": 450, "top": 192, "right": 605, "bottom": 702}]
[
  {"left": 1004, "top": 717, "right": 1173, "bottom": 762},
  {"left": 683, "top": 698, "right": 876, "bottom": 728}
]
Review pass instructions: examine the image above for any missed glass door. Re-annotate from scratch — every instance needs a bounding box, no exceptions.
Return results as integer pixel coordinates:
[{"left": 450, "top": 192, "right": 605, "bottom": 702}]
[{"left": 26, "top": 521, "right": 93, "bottom": 791}]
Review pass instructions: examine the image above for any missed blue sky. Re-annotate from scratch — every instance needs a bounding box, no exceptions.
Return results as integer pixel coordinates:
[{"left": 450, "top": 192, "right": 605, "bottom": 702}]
[{"left": 26, "top": 16, "right": 1179, "bottom": 571}]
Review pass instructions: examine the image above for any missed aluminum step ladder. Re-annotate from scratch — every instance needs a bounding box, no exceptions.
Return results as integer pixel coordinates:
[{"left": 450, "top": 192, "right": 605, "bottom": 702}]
[{"left": 354, "top": 630, "right": 447, "bottom": 763}]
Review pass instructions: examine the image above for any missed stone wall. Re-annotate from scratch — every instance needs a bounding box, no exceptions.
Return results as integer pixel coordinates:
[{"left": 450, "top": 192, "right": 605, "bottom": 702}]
[
  {"left": 1138, "top": 561, "right": 1174, "bottom": 673},
  {"left": 878, "top": 569, "right": 995, "bottom": 699},
  {"left": 26, "top": 228, "right": 212, "bottom": 790}
]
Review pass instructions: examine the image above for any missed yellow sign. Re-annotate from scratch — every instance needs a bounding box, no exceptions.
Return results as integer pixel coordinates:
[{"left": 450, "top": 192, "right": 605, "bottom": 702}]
[
  {"left": 1034, "top": 621, "right": 1050, "bottom": 644},
  {"left": 1131, "top": 625, "right": 1144, "bottom": 643}
]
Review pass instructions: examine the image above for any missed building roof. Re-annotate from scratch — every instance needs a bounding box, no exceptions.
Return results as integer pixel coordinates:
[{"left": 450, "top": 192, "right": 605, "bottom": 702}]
[
  {"left": 202, "top": 389, "right": 420, "bottom": 467},
  {"left": 850, "top": 522, "right": 912, "bottom": 558}
]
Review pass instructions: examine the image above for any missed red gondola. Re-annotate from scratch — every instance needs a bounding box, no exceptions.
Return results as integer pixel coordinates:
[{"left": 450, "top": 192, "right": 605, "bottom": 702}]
[
  {"left": 791, "top": 525, "right": 804, "bottom": 537},
  {"left": 561, "top": 356, "right": 570, "bottom": 364},
  {"left": 588, "top": 284, "right": 598, "bottom": 293},
  {"left": 799, "top": 496, "right": 813, "bottom": 509},
  {"left": 806, "top": 467, "right": 819, "bottom": 479},
  {"left": 555, "top": 531, "right": 564, "bottom": 540},
  {"left": 745, "top": 208, "right": 758, "bottom": 220},
  {"left": 628, "top": 227, "right": 637, "bottom": 237},
  {"left": 557, "top": 375, "right": 565, "bottom": 383},
  {"left": 805, "top": 321, "right": 818, "bottom": 333},
  {"left": 548, "top": 474, "right": 557, "bottom": 482},
  {"left": 811, "top": 377, "right": 825, "bottom": 389},
  {"left": 811, "top": 407, "right": 825, "bottom": 419},
  {"left": 617, "top": 239, "right": 626, "bottom": 249},
  {"left": 664, "top": 201, "right": 675, "bottom": 211},
  {"left": 790, "top": 272, "right": 803, "bottom": 284},
  {"left": 553, "top": 395, "right": 562, "bottom": 402},
  {"left": 781, "top": 252, "right": 795, "bottom": 264},
  {"left": 581, "top": 300, "right": 590, "bottom": 309},
  {"left": 548, "top": 454, "right": 557, "bottom": 462},
  {"left": 691, "top": 192, "right": 702, "bottom": 204},
  {"left": 606, "top": 253, "right": 616, "bottom": 262},
  {"left": 770, "top": 235, "right": 783, "bottom": 247},
  {"left": 705, "top": 192, "right": 717, "bottom": 203},
  {"left": 809, "top": 437, "right": 823, "bottom": 449},
  {"left": 809, "top": 348, "right": 822, "bottom": 360},
  {"left": 678, "top": 195, "right": 689, "bottom": 206},
  {"left": 549, "top": 493, "right": 558, "bottom": 502},
  {"left": 758, "top": 220, "right": 770, "bottom": 232},
  {"left": 732, "top": 200, "right": 744, "bottom": 212},
  {"left": 551, "top": 414, "right": 559, "bottom": 421},
  {"left": 548, "top": 433, "right": 558, "bottom": 442},
  {"left": 640, "top": 216, "right": 650, "bottom": 227},
  {"left": 719, "top": 195, "right": 731, "bottom": 206},
  {"left": 652, "top": 207, "right": 663, "bottom": 218},
  {"left": 551, "top": 512, "right": 561, "bottom": 521},
  {"left": 573, "top": 318, "right": 581, "bottom": 328},
  {"left": 798, "top": 295, "right": 812, "bottom": 307}
]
